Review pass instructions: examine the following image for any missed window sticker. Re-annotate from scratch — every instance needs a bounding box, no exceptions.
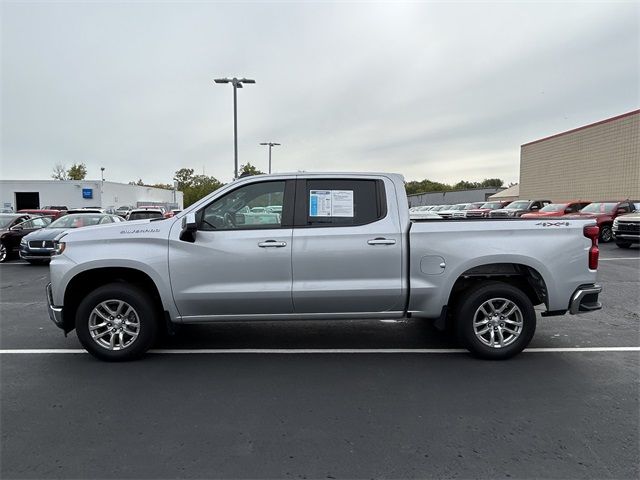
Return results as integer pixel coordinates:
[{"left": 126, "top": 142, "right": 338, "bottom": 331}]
[
  {"left": 309, "top": 190, "right": 354, "bottom": 217},
  {"left": 330, "top": 190, "right": 354, "bottom": 217}
]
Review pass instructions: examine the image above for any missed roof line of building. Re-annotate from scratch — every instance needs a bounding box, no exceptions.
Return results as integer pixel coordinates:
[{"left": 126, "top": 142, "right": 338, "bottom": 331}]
[
  {"left": 407, "top": 186, "right": 506, "bottom": 197},
  {"left": 521, "top": 109, "right": 640, "bottom": 147}
]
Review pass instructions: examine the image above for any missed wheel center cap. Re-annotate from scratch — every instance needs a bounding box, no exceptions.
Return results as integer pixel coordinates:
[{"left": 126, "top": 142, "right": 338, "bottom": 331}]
[{"left": 113, "top": 319, "right": 123, "bottom": 327}]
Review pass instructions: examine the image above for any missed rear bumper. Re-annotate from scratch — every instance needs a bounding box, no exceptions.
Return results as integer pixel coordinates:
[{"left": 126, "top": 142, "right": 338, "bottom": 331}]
[
  {"left": 569, "top": 284, "right": 602, "bottom": 315},
  {"left": 46, "top": 283, "right": 65, "bottom": 329}
]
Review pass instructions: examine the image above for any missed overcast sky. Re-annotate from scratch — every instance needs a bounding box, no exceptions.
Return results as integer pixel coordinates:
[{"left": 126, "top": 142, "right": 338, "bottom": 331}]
[{"left": 1, "top": 1, "right": 638, "bottom": 185}]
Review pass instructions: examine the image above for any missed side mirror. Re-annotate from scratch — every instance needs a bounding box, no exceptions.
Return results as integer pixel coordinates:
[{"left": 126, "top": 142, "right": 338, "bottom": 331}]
[
  {"left": 565, "top": 208, "right": 573, "bottom": 214},
  {"left": 180, "top": 212, "right": 198, "bottom": 242}
]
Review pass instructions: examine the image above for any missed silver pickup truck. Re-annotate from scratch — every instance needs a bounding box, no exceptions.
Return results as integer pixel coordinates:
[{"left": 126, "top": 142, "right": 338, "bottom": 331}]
[{"left": 47, "top": 172, "right": 602, "bottom": 361}]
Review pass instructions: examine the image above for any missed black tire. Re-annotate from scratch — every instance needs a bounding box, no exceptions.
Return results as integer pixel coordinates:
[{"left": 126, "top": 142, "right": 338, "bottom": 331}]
[
  {"left": 75, "top": 283, "right": 158, "bottom": 361},
  {"left": 599, "top": 224, "right": 613, "bottom": 243},
  {"left": 0, "top": 242, "right": 8, "bottom": 263},
  {"left": 455, "top": 281, "right": 536, "bottom": 360},
  {"left": 615, "top": 241, "right": 632, "bottom": 249}
]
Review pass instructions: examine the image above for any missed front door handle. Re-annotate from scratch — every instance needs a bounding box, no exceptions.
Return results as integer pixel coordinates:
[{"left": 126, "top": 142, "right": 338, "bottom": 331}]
[
  {"left": 367, "top": 238, "right": 396, "bottom": 245},
  {"left": 258, "top": 240, "right": 287, "bottom": 248}
]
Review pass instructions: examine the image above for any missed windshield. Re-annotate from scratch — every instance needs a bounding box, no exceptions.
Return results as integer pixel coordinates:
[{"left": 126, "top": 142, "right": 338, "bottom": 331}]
[
  {"left": 580, "top": 202, "right": 617, "bottom": 214},
  {"left": 129, "top": 211, "right": 164, "bottom": 221},
  {"left": 0, "top": 216, "right": 18, "bottom": 228},
  {"left": 540, "top": 203, "right": 566, "bottom": 212},
  {"left": 48, "top": 214, "right": 109, "bottom": 228},
  {"left": 506, "top": 201, "right": 530, "bottom": 210},
  {"left": 480, "top": 202, "right": 502, "bottom": 209},
  {"left": 464, "top": 203, "right": 483, "bottom": 210}
]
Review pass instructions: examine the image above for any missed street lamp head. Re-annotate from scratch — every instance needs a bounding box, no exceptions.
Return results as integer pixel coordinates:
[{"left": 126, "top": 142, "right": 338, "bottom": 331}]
[
  {"left": 239, "top": 78, "right": 256, "bottom": 84},
  {"left": 214, "top": 78, "right": 231, "bottom": 84}
]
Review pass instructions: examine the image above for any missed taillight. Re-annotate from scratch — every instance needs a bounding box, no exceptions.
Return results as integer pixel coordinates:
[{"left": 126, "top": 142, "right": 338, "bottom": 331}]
[{"left": 583, "top": 225, "right": 599, "bottom": 270}]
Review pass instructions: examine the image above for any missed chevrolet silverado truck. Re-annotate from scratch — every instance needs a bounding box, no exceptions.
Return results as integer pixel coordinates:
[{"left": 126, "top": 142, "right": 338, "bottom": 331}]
[{"left": 46, "top": 173, "right": 602, "bottom": 361}]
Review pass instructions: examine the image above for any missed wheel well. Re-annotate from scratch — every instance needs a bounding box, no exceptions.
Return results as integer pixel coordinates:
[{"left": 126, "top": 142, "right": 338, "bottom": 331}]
[
  {"left": 62, "top": 267, "right": 164, "bottom": 333},
  {"left": 447, "top": 263, "right": 548, "bottom": 316}
]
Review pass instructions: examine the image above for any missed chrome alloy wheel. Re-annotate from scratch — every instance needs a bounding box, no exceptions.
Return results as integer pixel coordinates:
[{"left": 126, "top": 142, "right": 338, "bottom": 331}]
[
  {"left": 88, "top": 300, "right": 140, "bottom": 351},
  {"left": 0, "top": 243, "right": 6, "bottom": 262},
  {"left": 473, "top": 298, "right": 523, "bottom": 349}
]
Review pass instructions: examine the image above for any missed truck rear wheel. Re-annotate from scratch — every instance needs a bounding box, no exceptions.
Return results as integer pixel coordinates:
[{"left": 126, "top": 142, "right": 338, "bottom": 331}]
[
  {"left": 455, "top": 281, "right": 536, "bottom": 360},
  {"left": 75, "top": 283, "right": 158, "bottom": 361}
]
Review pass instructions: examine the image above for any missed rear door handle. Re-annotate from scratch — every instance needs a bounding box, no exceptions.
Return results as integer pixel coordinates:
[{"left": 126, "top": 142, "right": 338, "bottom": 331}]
[
  {"left": 258, "top": 240, "right": 287, "bottom": 248},
  {"left": 367, "top": 238, "right": 396, "bottom": 245}
]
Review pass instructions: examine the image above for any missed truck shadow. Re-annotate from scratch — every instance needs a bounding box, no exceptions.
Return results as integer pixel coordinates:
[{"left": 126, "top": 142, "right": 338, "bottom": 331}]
[{"left": 155, "top": 318, "right": 457, "bottom": 350}]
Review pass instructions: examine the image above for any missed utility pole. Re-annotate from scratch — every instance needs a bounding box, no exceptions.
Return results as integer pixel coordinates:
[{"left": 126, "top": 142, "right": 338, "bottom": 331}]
[
  {"left": 214, "top": 77, "right": 256, "bottom": 179},
  {"left": 259, "top": 142, "right": 281, "bottom": 174}
]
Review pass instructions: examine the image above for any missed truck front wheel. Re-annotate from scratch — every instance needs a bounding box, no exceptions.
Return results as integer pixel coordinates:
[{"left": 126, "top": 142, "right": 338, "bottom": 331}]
[
  {"left": 75, "top": 283, "right": 158, "bottom": 361},
  {"left": 455, "top": 282, "right": 536, "bottom": 360}
]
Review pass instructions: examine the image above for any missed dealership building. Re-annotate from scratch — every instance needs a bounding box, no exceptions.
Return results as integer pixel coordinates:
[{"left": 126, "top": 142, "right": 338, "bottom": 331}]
[
  {"left": 0, "top": 180, "right": 183, "bottom": 212},
  {"left": 519, "top": 109, "right": 640, "bottom": 201}
]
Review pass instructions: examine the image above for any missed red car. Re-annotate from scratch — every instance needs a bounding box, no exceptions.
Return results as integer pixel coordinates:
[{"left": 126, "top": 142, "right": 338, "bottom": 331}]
[
  {"left": 18, "top": 209, "right": 67, "bottom": 220},
  {"left": 568, "top": 200, "right": 637, "bottom": 242},
  {"left": 521, "top": 201, "right": 590, "bottom": 219},
  {"left": 465, "top": 200, "right": 511, "bottom": 218}
]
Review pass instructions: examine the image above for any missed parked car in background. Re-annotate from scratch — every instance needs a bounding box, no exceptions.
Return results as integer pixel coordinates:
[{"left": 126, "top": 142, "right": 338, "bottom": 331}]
[
  {"left": 521, "top": 201, "right": 591, "bottom": 219},
  {"left": 438, "top": 203, "right": 469, "bottom": 219},
  {"left": 20, "top": 213, "right": 124, "bottom": 264},
  {"left": 0, "top": 214, "right": 36, "bottom": 262},
  {"left": 452, "top": 202, "right": 486, "bottom": 219},
  {"left": 613, "top": 211, "right": 640, "bottom": 248},
  {"left": 409, "top": 209, "right": 442, "bottom": 220},
  {"left": 127, "top": 208, "right": 165, "bottom": 221},
  {"left": 430, "top": 205, "right": 452, "bottom": 212},
  {"left": 465, "top": 201, "right": 511, "bottom": 218},
  {"left": 490, "top": 200, "right": 551, "bottom": 218},
  {"left": 42, "top": 205, "right": 68, "bottom": 211},
  {"left": 0, "top": 216, "right": 53, "bottom": 262},
  {"left": 116, "top": 206, "right": 134, "bottom": 217},
  {"left": 18, "top": 208, "right": 67, "bottom": 220},
  {"left": 571, "top": 201, "right": 637, "bottom": 242}
]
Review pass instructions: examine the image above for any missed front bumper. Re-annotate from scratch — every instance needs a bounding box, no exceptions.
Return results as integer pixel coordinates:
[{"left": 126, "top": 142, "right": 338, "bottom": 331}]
[
  {"left": 20, "top": 245, "right": 54, "bottom": 261},
  {"left": 569, "top": 284, "right": 602, "bottom": 314},
  {"left": 46, "top": 282, "right": 64, "bottom": 329}
]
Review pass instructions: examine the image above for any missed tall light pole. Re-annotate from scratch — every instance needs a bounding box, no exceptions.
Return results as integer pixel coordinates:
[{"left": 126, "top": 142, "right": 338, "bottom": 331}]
[
  {"left": 214, "top": 77, "right": 256, "bottom": 179},
  {"left": 259, "top": 142, "right": 281, "bottom": 174},
  {"left": 100, "top": 167, "right": 105, "bottom": 182}
]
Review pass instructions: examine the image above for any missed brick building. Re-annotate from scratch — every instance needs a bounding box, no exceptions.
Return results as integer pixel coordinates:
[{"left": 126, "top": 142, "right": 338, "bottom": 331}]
[{"left": 519, "top": 110, "right": 639, "bottom": 201}]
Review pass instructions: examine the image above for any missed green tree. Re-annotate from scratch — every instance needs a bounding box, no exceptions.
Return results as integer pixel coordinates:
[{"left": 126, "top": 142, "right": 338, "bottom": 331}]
[
  {"left": 480, "top": 178, "right": 504, "bottom": 188},
  {"left": 67, "top": 163, "right": 87, "bottom": 180},
  {"left": 51, "top": 163, "right": 68, "bottom": 180},
  {"left": 239, "top": 163, "right": 264, "bottom": 176},
  {"left": 174, "top": 168, "right": 224, "bottom": 207}
]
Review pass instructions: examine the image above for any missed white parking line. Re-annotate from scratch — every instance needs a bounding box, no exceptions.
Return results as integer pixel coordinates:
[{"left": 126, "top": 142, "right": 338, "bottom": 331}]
[
  {"left": 600, "top": 257, "right": 640, "bottom": 261},
  {"left": 0, "top": 347, "right": 638, "bottom": 354}
]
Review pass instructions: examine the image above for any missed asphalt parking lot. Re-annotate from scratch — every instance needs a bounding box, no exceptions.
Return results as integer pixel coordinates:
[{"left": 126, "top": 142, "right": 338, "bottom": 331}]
[{"left": 1, "top": 243, "right": 638, "bottom": 479}]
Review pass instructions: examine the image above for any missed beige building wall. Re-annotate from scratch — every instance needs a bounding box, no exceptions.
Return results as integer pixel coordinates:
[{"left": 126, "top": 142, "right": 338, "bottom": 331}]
[{"left": 519, "top": 110, "right": 640, "bottom": 201}]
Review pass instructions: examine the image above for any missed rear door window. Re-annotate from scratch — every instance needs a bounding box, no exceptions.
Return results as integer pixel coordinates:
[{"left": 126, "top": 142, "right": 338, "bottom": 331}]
[{"left": 294, "top": 179, "right": 386, "bottom": 227}]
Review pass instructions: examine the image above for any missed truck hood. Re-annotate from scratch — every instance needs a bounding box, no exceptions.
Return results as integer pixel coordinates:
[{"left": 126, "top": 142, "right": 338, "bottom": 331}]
[
  {"left": 23, "top": 228, "right": 69, "bottom": 242},
  {"left": 61, "top": 218, "right": 174, "bottom": 243}
]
